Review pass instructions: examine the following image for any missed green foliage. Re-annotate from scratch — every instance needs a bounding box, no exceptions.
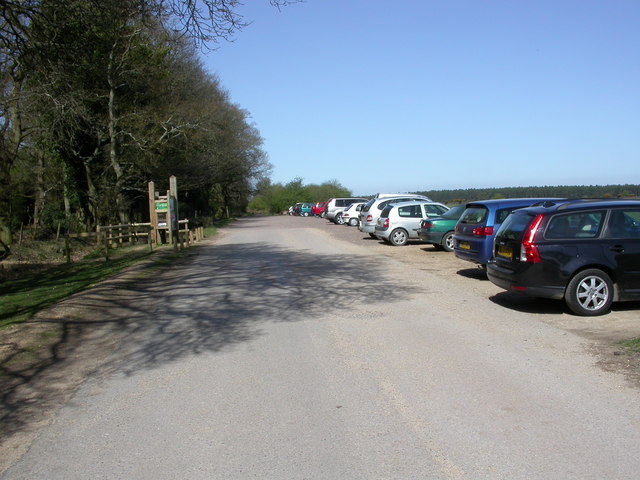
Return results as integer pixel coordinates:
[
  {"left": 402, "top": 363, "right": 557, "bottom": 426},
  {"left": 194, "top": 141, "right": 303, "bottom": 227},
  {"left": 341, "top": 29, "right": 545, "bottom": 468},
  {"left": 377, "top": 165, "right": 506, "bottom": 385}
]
[
  {"left": 247, "top": 196, "right": 271, "bottom": 214},
  {"left": 250, "top": 178, "right": 353, "bottom": 214},
  {"left": 1, "top": 249, "right": 150, "bottom": 327},
  {"left": 1, "top": 0, "right": 275, "bottom": 245}
]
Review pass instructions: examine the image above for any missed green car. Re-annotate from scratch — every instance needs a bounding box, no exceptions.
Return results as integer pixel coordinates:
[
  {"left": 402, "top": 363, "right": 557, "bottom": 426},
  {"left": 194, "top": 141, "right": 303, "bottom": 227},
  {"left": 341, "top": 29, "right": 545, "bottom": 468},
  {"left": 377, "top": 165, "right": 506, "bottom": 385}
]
[
  {"left": 417, "top": 205, "right": 465, "bottom": 251},
  {"left": 294, "top": 203, "right": 313, "bottom": 216}
]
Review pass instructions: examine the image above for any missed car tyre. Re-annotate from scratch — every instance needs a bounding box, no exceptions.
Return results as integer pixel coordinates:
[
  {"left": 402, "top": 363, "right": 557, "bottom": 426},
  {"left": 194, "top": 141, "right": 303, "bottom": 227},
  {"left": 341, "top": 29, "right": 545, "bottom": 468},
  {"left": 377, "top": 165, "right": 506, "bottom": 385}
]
[
  {"left": 303, "top": 212, "right": 309, "bottom": 217},
  {"left": 335, "top": 213, "right": 344, "bottom": 225},
  {"left": 565, "top": 269, "right": 613, "bottom": 316},
  {"left": 441, "top": 231, "right": 455, "bottom": 252},
  {"left": 348, "top": 218, "right": 358, "bottom": 226},
  {"left": 389, "top": 228, "right": 408, "bottom": 246}
]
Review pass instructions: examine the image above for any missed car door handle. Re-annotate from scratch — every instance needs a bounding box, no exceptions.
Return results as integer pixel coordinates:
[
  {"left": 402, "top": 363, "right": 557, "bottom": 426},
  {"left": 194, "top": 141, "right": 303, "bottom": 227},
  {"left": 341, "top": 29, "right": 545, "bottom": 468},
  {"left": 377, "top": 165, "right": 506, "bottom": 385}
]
[{"left": 610, "top": 245, "right": 625, "bottom": 253}]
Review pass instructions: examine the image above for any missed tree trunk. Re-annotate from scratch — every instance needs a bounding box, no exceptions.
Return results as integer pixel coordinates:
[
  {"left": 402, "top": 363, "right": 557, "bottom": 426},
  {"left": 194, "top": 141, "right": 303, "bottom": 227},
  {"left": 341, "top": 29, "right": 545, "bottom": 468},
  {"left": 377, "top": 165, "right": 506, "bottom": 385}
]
[
  {"left": 108, "top": 46, "right": 129, "bottom": 224},
  {"left": 0, "top": 158, "right": 12, "bottom": 246},
  {"left": 32, "top": 152, "right": 45, "bottom": 229}
]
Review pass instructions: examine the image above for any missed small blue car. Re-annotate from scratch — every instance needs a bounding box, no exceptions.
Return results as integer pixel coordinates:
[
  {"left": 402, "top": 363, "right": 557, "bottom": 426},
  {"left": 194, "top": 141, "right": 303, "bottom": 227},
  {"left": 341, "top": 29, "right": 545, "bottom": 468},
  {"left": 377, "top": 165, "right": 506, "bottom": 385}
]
[{"left": 454, "top": 198, "right": 563, "bottom": 268}]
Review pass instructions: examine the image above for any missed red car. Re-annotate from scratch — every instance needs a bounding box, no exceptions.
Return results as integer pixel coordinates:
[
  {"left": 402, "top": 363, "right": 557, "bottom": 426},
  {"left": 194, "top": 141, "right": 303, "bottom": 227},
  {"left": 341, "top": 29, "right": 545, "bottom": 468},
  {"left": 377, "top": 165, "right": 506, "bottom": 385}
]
[{"left": 311, "top": 202, "right": 327, "bottom": 217}]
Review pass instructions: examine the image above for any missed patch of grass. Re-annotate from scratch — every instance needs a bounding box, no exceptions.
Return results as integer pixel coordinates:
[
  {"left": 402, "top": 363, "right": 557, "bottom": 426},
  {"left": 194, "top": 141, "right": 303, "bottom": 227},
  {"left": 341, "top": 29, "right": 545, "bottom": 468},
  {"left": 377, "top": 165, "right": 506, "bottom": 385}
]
[
  {"left": 1, "top": 222, "right": 228, "bottom": 329},
  {"left": 1, "top": 247, "right": 157, "bottom": 328},
  {"left": 203, "top": 218, "right": 235, "bottom": 238},
  {"left": 619, "top": 338, "right": 640, "bottom": 354}
]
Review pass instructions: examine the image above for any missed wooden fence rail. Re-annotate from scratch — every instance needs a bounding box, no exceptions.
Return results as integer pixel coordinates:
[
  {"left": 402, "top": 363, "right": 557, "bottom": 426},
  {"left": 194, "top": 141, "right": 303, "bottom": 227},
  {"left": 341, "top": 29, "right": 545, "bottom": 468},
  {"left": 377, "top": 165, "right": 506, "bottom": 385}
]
[{"left": 65, "top": 221, "right": 205, "bottom": 262}]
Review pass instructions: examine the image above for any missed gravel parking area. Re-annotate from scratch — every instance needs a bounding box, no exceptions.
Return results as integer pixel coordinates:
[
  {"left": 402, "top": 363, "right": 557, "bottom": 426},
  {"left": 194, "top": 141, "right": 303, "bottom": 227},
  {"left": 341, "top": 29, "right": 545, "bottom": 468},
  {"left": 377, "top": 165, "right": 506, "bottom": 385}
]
[{"left": 297, "top": 214, "right": 640, "bottom": 384}]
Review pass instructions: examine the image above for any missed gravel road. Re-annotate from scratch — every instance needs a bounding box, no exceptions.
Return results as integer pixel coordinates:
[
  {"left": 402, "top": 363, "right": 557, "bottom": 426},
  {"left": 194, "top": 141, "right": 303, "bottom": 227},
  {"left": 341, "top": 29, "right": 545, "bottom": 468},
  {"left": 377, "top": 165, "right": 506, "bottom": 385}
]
[{"left": 3, "top": 215, "right": 640, "bottom": 479}]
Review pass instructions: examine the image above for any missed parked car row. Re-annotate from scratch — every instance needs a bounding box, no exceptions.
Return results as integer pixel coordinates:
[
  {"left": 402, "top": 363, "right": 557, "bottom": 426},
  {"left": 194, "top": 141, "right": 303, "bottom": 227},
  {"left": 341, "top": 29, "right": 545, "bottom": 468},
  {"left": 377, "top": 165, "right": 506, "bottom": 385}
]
[
  {"left": 288, "top": 203, "right": 313, "bottom": 216},
  {"left": 290, "top": 194, "right": 640, "bottom": 317}
]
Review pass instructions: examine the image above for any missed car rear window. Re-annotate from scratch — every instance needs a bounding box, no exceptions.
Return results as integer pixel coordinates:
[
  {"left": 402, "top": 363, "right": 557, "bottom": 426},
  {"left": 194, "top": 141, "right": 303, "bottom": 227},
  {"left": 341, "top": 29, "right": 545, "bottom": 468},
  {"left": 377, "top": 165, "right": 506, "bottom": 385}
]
[
  {"left": 441, "top": 205, "right": 464, "bottom": 219},
  {"left": 495, "top": 207, "right": 523, "bottom": 224},
  {"left": 495, "top": 211, "right": 536, "bottom": 241},
  {"left": 380, "top": 205, "right": 393, "bottom": 217},
  {"left": 459, "top": 206, "right": 488, "bottom": 225},
  {"left": 362, "top": 199, "right": 376, "bottom": 212},
  {"left": 376, "top": 200, "right": 393, "bottom": 211}
]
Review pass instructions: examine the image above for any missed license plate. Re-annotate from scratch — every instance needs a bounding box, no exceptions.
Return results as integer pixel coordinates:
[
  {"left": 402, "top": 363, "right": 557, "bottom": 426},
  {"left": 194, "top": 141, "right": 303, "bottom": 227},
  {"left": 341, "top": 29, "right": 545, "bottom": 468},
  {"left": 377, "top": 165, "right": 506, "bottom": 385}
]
[
  {"left": 459, "top": 241, "right": 471, "bottom": 250},
  {"left": 497, "top": 245, "right": 513, "bottom": 259}
]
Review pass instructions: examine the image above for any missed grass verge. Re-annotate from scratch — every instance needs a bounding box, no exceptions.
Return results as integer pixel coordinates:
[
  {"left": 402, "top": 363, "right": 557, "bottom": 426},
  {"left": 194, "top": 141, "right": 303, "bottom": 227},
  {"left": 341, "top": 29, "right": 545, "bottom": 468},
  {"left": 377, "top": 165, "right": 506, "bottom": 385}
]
[
  {"left": 619, "top": 338, "right": 640, "bottom": 354},
  {"left": 0, "top": 220, "right": 228, "bottom": 329},
  {"left": 0, "top": 246, "right": 157, "bottom": 328}
]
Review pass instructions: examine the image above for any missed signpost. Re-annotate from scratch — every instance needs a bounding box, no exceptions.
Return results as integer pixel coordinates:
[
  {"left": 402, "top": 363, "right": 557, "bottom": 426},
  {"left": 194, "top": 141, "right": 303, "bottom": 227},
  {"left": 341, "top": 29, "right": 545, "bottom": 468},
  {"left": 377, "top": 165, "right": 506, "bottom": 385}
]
[{"left": 148, "top": 176, "right": 179, "bottom": 247}]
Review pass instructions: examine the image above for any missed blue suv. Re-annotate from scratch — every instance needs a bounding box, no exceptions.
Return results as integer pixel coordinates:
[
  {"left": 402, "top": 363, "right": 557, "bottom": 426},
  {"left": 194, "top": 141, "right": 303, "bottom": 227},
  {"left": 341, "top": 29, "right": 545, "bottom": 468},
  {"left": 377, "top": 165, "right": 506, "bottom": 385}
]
[{"left": 454, "top": 198, "right": 563, "bottom": 268}]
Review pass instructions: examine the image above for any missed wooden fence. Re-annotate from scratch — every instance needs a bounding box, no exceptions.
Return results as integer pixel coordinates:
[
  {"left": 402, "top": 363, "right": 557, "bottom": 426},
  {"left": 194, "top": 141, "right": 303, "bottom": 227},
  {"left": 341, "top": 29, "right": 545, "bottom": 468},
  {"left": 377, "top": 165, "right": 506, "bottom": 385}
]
[{"left": 65, "top": 221, "right": 205, "bottom": 262}]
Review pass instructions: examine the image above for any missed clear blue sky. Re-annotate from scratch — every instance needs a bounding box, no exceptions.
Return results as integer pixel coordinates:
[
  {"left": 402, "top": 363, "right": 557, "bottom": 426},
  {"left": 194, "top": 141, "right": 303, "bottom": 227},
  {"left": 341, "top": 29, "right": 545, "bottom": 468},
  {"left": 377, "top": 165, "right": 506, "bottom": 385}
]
[{"left": 202, "top": 0, "right": 640, "bottom": 196}]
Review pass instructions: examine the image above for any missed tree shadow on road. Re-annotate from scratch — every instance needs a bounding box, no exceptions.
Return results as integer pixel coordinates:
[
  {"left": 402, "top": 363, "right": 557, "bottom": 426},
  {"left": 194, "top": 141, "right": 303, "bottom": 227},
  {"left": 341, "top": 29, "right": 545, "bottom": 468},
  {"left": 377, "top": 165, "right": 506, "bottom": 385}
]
[{"left": 1, "top": 242, "right": 419, "bottom": 455}]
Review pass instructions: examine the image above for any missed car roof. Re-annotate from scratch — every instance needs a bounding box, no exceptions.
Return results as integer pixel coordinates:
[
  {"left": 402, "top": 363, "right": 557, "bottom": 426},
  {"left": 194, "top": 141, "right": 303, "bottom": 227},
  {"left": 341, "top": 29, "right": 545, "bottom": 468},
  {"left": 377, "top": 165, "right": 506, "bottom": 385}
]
[
  {"left": 372, "top": 195, "right": 430, "bottom": 203},
  {"left": 374, "top": 192, "right": 429, "bottom": 198},
  {"left": 465, "top": 198, "right": 564, "bottom": 208},
  {"left": 385, "top": 200, "right": 444, "bottom": 208},
  {"left": 517, "top": 198, "right": 640, "bottom": 214}
]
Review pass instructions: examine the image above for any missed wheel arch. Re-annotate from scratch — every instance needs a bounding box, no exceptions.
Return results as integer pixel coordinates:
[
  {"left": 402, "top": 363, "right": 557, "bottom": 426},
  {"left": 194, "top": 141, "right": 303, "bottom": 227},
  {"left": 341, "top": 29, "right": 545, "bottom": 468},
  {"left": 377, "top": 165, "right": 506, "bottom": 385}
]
[{"left": 564, "top": 263, "right": 621, "bottom": 302}]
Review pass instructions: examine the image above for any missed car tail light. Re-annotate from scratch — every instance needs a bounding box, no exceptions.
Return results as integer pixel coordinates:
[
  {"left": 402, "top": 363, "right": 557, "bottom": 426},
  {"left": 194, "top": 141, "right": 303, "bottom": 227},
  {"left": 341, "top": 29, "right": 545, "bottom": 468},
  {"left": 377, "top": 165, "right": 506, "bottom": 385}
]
[
  {"left": 423, "top": 221, "right": 433, "bottom": 230},
  {"left": 382, "top": 218, "right": 389, "bottom": 229},
  {"left": 366, "top": 215, "right": 372, "bottom": 222},
  {"left": 520, "top": 214, "right": 544, "bottom": 263},
  {"left": 472, "top": 226, "right": 494, "bottom": 236}
]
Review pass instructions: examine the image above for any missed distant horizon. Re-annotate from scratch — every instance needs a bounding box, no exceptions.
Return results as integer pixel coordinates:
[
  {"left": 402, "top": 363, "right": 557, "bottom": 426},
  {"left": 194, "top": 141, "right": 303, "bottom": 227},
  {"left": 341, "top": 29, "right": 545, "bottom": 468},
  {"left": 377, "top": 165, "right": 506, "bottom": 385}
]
[{"left": 351, "top": 183, "right": 640, "bottom": 198}]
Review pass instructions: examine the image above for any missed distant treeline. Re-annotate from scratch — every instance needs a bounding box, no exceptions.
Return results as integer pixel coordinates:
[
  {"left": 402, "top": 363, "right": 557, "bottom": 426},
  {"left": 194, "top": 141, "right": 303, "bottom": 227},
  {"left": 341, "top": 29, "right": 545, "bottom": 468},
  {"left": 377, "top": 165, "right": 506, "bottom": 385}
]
[{"left": 414, "top": 184, "right": 640, "bottom": 206}]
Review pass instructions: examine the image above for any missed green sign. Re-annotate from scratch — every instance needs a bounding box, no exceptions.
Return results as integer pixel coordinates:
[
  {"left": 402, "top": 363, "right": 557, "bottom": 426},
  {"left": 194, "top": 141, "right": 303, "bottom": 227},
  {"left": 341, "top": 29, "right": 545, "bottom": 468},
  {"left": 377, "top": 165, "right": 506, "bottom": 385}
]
[{"left": 156, "top": 201, "right": 168, "bottom": 211}]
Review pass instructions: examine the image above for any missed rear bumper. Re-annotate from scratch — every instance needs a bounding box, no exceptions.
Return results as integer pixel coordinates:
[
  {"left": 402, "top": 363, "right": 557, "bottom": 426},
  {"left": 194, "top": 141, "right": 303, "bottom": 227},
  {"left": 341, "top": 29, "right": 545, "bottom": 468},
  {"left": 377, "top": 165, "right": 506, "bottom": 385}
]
[
  {"left": 417, "top": 230, "right": 443, "bottom": 244},
  {"left": 454, "top": 248, "right": 483, "bottom": 265},
  {"left": 360, "top": 223, "right": 376, "bottom": 234},
  {"left": 487, "top": 263, "right": 565, "bottom": 300},
  {"left": 374, "top": 226, "right": 389, "bottom": 240}
]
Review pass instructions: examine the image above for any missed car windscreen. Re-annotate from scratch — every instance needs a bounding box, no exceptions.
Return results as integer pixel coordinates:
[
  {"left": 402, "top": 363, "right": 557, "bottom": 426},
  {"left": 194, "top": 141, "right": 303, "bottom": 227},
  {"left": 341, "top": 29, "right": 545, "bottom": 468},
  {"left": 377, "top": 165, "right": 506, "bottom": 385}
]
[
  {"left": 495, "top": 211, "right": 537, "bottom": 241},
  {"left": 458, "top": 206, "right": 488, "bottom": 225}
]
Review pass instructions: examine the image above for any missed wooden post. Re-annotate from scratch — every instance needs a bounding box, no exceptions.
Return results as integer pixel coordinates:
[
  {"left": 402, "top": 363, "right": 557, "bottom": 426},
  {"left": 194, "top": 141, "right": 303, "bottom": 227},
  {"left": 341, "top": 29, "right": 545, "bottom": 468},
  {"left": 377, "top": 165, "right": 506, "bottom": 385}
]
[
  {"left": 169, "top": 176, "right": 179, "bottom": 251},
  {"left": 65, "top": 236, "right": 71, "bottom": 263},
  {"left": 148, "top": 181, "right": 157, "bottom": 244},
  {"left": 103, "top": 226, "right": 110, "bottom": 261}
]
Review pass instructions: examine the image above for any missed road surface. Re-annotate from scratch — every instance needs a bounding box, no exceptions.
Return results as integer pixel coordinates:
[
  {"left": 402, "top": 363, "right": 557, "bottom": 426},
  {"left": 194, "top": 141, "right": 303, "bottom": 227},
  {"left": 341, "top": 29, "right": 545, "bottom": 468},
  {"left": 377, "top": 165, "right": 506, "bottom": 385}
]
[{"left": 3, "top": 216, "right": 640, "bottom": 479}]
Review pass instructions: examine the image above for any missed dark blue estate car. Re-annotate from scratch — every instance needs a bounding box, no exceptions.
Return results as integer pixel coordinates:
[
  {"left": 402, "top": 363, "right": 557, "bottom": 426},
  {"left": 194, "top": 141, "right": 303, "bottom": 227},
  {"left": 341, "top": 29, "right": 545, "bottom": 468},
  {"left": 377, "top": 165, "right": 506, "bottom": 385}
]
[
  {"left": 487, "top": 198, "right": 640, "bottom": 316},
  {"left": 454, "top": 198, "right": 564, "bottom": 268}
]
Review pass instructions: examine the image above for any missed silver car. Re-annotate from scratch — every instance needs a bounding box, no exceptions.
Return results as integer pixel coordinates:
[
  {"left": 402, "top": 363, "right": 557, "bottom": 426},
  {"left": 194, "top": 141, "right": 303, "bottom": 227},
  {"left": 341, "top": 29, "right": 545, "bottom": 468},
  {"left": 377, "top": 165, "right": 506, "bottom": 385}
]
[
  {"left": 325, "top": 197, "right": 368, "bottom": 224},
  {"left": 374, "top": 201, "right": 449, "bottom": 246},
  {"left": 341, "top": 202, "right": 365, "bottom": 226},
  {"left": 358, "top": 194, "right": 432, "bottom": 237}
]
